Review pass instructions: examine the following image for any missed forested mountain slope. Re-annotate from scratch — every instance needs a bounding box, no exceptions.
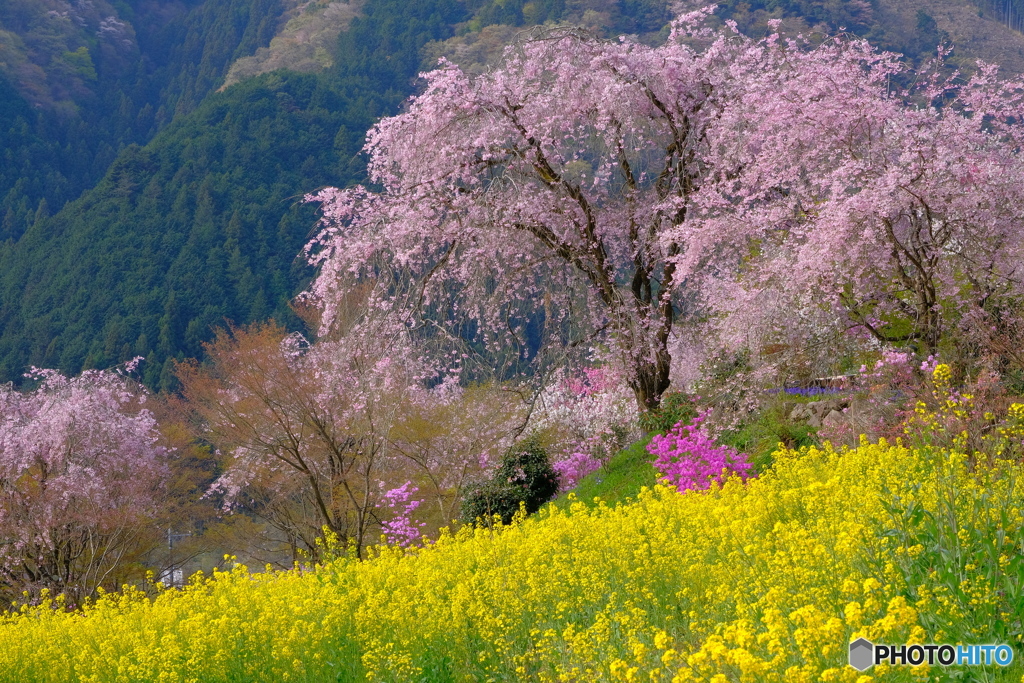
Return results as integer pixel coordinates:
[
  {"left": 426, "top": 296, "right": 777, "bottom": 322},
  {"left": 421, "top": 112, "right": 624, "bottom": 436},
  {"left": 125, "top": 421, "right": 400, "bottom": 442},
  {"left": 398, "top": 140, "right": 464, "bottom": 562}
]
[
  {"left": 0, "top": 0, "right": 288, "bottom": 243},
  {"left": 0, "top": 73, "right": 358, "bottom": 389},
  {"left": 3, "top": 0, "right": 1024, "bottom": 389},
  {"left": 0, "top": 0, "right": 468, "bottom": 389}
]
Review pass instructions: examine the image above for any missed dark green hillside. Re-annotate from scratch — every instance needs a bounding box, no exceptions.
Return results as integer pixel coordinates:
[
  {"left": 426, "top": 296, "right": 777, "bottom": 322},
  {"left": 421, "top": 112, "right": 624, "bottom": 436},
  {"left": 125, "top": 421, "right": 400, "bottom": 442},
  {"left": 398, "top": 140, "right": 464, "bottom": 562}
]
[
  {"left": 134, "top": 0, "right": 286, "bottom": 121},
  {"left": 0, "top": 72, "right": 358, "bottom": 389},
  {"left": 0, "top": 0, "right": 288, "bottom": 243},
  {"left": 0, "top": 75, "right": 56, "bottom": 245},
  {"left": 0, "top": 0, "right": 469, "bottom": 389}
]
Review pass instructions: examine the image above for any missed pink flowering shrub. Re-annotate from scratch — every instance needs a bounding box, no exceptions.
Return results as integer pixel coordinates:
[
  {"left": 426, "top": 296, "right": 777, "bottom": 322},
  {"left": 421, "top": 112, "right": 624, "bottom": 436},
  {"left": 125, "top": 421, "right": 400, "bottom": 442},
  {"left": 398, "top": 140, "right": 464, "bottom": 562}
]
[
  {"left": 816, "top": 351, "right": 941, "bottom": 446},
  {"left": 647, "top": 412, "right": 753, "bottom": 493},
  {"left": 856, "top": 350, "right": 937, "bottom": 391},
  {"left": 380, "top": 482, "right": 426, "bottom": 547},
  {"left": 551, "top": 451, "right": 604, "bottom": 492}
]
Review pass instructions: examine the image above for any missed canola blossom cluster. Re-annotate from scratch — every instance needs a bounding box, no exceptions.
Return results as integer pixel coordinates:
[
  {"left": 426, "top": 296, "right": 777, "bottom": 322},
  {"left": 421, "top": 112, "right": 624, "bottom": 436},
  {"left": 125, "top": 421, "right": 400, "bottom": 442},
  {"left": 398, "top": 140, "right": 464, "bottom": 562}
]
[{"left": 2, "top": 433, "right": 1023, "bottom": 682}]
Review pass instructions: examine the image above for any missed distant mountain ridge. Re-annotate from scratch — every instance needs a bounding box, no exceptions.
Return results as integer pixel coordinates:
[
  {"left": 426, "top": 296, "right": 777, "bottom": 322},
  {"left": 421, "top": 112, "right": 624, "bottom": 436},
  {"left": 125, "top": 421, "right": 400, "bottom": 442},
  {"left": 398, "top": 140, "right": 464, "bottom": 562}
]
[
  {"left": 0, "top": 0, "right": 286, "bottom": 243},
  {"left": 221, "top": 0, "right": 364, "bottom": 89}
]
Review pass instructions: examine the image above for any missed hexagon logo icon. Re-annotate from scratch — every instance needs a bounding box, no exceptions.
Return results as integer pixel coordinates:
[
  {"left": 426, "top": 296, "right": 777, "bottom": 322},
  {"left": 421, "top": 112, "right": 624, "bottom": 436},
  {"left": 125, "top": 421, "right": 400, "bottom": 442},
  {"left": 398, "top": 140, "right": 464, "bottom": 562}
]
[{"left": 849, "top": 638, "right": 874, "bottom": 671}]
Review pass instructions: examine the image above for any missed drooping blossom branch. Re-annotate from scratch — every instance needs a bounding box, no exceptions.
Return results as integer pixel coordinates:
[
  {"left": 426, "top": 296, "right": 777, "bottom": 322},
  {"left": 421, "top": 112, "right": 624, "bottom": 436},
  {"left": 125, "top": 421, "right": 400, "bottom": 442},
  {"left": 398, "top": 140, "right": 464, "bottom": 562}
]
[{"left": 380, "top": 482, "right": 425, "bottom": 547}]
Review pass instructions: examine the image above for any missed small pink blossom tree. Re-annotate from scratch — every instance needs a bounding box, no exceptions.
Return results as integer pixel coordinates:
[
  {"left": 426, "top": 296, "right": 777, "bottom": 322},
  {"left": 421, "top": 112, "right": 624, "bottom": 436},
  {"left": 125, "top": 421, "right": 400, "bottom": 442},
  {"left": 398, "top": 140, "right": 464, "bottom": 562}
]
[
  {"left": 179, "top": 317, "right": 525, "bottom": 561},
  {"left": 0, "top": 363, "right": 167, "bottom": 604},
  {"left": 178, "top": 321, "right": 432, "bottom": 561},
  {"left": 380, "top": 482, "right": 426, "bottom": 547},
  {"left": 530, "top": 361, "right": 639, "bottom": 491}
]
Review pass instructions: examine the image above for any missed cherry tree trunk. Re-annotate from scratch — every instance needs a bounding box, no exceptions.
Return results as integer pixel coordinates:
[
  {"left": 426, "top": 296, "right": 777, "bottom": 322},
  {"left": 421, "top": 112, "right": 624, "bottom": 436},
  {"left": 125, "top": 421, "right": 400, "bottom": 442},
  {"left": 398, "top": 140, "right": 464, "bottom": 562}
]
[{"left": 629, "top": 347, "right": 673, "bottom": 413}]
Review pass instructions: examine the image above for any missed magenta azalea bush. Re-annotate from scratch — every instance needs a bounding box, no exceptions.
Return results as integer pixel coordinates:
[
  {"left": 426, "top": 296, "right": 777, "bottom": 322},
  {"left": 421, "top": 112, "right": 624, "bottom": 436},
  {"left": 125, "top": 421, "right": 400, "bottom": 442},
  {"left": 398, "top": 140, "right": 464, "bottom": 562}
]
[{"left": 647, "top": 412, "right": 753, "bottom": 492}]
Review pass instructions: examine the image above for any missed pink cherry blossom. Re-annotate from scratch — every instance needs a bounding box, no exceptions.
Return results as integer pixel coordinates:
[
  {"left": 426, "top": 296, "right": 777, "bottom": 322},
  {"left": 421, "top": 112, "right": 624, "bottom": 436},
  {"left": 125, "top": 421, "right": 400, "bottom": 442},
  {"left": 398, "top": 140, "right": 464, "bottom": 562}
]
[{"left": 0, "top": 363, "right": 167, "bottom": 603}]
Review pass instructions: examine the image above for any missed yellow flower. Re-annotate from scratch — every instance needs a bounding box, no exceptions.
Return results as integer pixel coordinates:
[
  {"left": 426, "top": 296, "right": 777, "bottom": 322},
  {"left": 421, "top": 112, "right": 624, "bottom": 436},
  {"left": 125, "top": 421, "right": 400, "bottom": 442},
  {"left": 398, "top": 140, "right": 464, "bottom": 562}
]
[{"left": 2, "top": 436, "right": 1021, "bottom": 682}]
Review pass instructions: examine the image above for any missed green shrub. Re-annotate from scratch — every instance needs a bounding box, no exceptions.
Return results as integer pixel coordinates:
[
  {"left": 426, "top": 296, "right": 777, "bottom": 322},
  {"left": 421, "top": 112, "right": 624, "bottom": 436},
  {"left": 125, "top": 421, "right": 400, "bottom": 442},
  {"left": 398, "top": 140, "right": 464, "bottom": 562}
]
[{"left": 461, "top": 437, "right": 560, "bottom": 525}]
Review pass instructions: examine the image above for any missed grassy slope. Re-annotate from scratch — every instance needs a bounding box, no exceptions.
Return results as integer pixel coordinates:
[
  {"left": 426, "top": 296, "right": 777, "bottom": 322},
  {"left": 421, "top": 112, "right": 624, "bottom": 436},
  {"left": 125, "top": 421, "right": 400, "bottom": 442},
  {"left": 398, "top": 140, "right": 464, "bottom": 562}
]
[
  {"left": 550, "top": 436, "right": 658, "bottom": 510},
  {"left": 554, "top": 394, "right": 822, "bottom": 510}
]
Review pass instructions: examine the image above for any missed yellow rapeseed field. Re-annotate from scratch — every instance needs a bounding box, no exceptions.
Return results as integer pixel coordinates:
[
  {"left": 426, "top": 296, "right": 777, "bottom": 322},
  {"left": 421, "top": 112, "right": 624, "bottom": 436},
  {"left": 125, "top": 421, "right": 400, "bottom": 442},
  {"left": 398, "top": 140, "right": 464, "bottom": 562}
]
[{"left": 1, "top": 435, "right": 1022, "bottom": 682}]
